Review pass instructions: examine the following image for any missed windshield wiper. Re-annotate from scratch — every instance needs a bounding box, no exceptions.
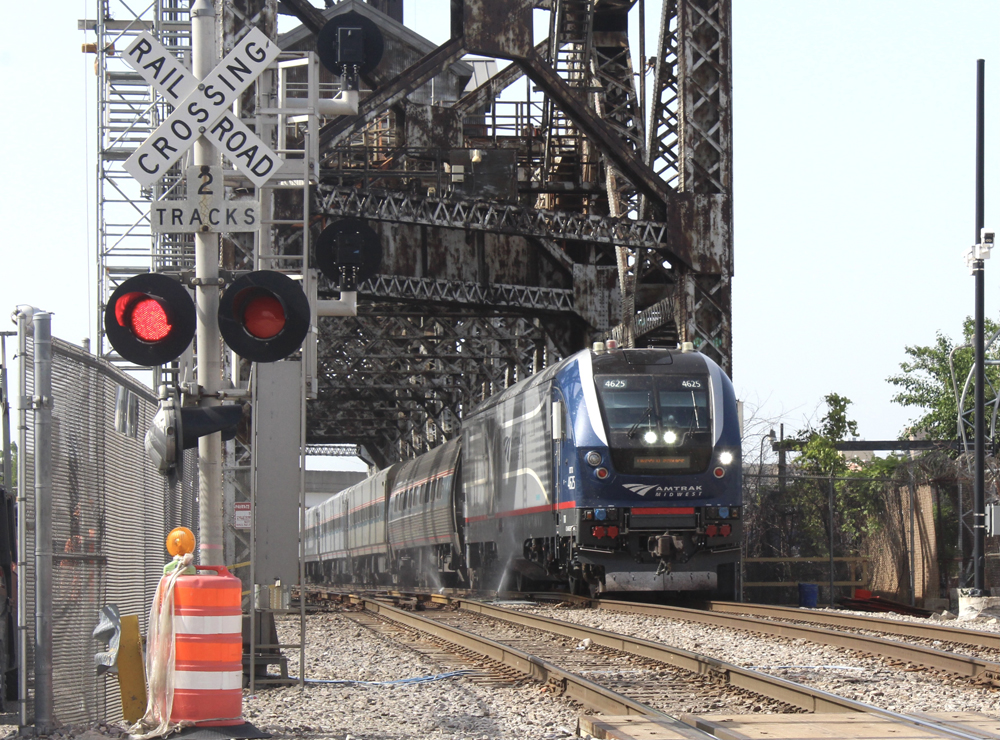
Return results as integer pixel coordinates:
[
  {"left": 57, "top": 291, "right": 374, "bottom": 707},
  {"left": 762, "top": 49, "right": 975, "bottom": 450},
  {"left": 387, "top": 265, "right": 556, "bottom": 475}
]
[{"left": 627, "top": 395, "right": 654, "bottom": 439}]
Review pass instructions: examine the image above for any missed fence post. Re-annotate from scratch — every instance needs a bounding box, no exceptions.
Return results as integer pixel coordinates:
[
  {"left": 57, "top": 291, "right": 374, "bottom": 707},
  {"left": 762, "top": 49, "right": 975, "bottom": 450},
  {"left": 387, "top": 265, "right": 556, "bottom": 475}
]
[
  {"left": 32, "top": 312, "right": 53, "bottom": 733},
  {"left": 908, "top": 470, "right": 916, "bottom": 606},
  {"left": 828, "top": 475, "right": 835, "bottom": 606}
]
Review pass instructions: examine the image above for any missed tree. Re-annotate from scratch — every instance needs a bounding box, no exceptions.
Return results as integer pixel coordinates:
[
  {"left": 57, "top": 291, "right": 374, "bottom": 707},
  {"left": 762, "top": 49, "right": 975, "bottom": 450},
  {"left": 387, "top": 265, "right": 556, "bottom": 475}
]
[
  {"left": 887, "top": 317, "right": 1000, "bottom": 440},
  {"left": 795, "top": 393, "right": 859, "bottom": 476}
]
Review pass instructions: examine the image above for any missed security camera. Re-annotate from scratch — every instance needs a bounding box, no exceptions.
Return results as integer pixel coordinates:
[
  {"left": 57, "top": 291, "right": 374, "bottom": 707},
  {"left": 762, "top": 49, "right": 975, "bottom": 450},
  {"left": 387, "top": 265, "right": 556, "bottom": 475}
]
[{"left": 981, "top": 228, "right": 995, "bottom": 245}]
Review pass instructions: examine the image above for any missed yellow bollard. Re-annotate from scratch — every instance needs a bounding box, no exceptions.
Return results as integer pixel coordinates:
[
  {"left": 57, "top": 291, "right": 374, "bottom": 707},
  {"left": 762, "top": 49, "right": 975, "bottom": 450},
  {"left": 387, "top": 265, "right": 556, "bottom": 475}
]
[{"left": 116, "top": 614, "right": 147, "bottom": 723}]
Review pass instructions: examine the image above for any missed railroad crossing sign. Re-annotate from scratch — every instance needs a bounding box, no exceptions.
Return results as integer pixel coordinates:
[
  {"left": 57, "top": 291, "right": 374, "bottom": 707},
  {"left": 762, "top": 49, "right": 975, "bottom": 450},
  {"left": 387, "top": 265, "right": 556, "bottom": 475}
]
[
  {"left": 150, "top": 166, "right": 260, "bottom": 233},
  {"left": 123, "top": 29, "right": 282, "bottom": 189}
]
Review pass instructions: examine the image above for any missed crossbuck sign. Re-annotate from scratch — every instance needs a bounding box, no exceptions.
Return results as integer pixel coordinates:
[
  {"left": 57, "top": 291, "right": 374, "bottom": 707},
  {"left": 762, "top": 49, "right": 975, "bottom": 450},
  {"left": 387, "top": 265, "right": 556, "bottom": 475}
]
[{"left": 123, "top": 28, "right": 282, "bottom": 189}]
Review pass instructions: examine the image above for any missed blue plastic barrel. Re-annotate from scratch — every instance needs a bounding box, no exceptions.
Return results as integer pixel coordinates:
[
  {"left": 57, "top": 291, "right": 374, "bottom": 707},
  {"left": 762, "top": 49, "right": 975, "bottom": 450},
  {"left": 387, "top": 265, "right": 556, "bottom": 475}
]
[{"left": 798, "top": 583, "right": 819, "bottom": 608}]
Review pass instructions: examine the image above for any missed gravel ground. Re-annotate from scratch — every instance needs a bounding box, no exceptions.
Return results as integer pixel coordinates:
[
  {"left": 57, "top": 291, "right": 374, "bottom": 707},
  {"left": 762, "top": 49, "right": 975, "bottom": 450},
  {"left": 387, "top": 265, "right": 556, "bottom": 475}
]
[
  {"left": 738, "top": 607, "right": 1000, "bottom": 662},
  {"left": 814, "top": 605, "right": 1000, "bottom": 633},
  {"left": 507, "top": 604, "right": 1000, "bottom": 718},
  {"left": 13, "top": 601, "right": 998, "bottom": 739},
  {"left": 244, "top": 610, "right": 587, "bottom": 740}
]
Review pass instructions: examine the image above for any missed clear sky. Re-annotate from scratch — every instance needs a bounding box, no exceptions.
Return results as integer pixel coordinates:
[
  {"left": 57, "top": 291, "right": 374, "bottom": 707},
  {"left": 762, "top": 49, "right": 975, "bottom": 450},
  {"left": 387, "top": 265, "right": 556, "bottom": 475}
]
[{"left": 3, "top": 0, "right": 1000, "bottom": 457}]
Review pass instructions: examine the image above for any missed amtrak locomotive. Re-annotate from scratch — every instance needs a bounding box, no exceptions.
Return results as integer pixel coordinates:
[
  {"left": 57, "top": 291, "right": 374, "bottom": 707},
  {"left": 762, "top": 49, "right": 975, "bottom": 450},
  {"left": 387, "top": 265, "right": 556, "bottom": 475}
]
[{"left": 304, "top": 343, "right": 742, "bottom": 596}]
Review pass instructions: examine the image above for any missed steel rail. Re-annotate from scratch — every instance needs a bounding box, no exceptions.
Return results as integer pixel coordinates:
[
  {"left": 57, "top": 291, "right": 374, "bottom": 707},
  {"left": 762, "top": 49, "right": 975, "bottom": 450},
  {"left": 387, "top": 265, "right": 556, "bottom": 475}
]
[
  {"left": 703, "top": 600, "right": 1000, "bottom": 650},
  {"left": 356, "top": 598, "right": 712, "bottom": 740},
  {"left": 446, "top": 599, "right": 996, "bottom": 740},
  {"left": 454, "top": 599, "right": 873, "bottom": 714},
  {"left": 594, "top": 600, "right": 1000, "bottom": 681},
  {"left": 348, "top": 596, "right": 992, "bottom": 740}
]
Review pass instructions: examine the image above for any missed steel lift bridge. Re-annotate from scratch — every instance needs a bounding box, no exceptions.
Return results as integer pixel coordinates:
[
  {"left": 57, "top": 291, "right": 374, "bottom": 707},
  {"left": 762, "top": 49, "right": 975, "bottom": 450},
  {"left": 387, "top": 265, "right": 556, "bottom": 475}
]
[{"left": 91, "top": 0, "right": 732, "bottom": 469}]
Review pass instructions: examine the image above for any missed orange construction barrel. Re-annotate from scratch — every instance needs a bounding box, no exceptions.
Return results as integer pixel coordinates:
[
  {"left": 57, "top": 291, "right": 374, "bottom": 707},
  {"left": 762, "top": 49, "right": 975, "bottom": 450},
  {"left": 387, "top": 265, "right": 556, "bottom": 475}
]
[{"left": 169, "top": 564, "right": 243, "bottom": 726}]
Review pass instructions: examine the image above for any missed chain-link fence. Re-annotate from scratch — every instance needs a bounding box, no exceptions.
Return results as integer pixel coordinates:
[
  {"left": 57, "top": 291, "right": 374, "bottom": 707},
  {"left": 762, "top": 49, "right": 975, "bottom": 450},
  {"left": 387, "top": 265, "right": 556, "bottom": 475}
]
[
  {"left": 743, "top": 458, "right": 999, "bottom": 606},
  {"left": 21, "top": 336, "right": 196, "bottom": 725}
]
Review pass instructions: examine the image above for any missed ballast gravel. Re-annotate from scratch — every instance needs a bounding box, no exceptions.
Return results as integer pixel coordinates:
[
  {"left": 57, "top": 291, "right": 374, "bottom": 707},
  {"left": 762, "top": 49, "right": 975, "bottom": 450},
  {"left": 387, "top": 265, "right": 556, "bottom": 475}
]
[
  {"left": 244, "top": 610, "right": 586, "bottom": 740},
  {"left": 508, "top": 604, "right": 1000, "bottom": 719},
  {"left": 16, "top": 601, "right": 999, "bottom": 740}
]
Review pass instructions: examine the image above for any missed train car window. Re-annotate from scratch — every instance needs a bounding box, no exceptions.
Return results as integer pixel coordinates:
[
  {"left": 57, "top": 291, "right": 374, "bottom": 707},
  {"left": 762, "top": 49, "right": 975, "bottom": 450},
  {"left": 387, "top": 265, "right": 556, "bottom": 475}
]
[
  {"left": 599, "top": 385, "right": 654, "bottom": 430},
  {"left": 659, "top": 385, "right": 710, "bottom": 430},
  {"left": 596, "top": 374, "right": 710, "bottom": 433}
]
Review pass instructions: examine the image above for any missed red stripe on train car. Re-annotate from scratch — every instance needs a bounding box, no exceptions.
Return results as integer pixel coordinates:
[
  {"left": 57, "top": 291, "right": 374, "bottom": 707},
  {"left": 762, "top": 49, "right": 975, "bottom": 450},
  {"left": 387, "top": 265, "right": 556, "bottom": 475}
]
[
  {"left": 631, "top": 507, "right": 695, "bottom": 515},
  {"left": 465, "top": 502, "right": 566, "bottom": 523},
  {"left": 391, "top": 468, "right": 456, "bottom": 496}
]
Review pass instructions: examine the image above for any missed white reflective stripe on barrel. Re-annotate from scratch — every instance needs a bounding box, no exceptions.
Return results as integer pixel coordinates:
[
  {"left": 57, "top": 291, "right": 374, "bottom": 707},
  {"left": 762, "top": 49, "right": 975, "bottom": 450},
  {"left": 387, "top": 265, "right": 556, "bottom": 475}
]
[
  {"left": 174, "top": 670, "right": 242, "bottom": 691},
  {"left": 174, "top": 614, "right": 242, "bottom": 635}
]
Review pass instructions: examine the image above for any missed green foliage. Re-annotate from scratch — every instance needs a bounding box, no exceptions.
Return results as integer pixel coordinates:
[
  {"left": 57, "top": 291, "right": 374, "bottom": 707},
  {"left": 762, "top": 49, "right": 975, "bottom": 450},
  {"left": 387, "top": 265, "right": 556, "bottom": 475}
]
[
  {"left": 887, "top": 317, "right": 1000, "bottom": 439},
  {"left": 748, "top": 395, "right": 897, "bottom": 560},
  {"left": 795, "top": 393, "right": 859, "bottom": 476}
]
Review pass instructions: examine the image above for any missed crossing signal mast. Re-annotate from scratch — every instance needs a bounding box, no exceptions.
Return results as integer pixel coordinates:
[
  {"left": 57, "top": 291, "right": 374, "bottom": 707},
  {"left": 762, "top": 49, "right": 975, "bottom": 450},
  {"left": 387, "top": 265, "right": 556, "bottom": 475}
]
[{"left": 105, "top": 0, "right": 367, "bottom": 566}]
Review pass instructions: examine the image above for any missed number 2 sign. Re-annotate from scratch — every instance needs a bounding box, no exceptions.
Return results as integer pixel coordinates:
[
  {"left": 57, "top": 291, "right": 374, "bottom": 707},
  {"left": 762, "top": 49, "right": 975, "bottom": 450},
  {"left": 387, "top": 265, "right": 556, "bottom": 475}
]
[{"left": 149, "top": 166, "right": 261, "bottom": 233}]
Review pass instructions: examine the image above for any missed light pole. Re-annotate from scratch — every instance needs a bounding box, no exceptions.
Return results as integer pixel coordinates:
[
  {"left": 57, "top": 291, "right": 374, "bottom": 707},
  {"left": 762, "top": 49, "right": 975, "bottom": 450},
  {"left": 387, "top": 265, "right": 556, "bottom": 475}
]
[
  {"left": 968, "top": 59, "right": 991, "bottom": 592},
  {"left": 743, "top": 429, "right": 776, "bottom": 602},
  {"left": 759, "top": 429, "right": 777, "bottom": 474}
]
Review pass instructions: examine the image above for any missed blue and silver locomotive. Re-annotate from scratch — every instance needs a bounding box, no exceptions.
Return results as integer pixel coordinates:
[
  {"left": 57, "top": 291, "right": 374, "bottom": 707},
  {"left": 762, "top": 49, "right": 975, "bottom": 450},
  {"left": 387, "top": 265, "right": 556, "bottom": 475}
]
[{"left": 304, "top": 343, "right": 742, "bottom": 596}]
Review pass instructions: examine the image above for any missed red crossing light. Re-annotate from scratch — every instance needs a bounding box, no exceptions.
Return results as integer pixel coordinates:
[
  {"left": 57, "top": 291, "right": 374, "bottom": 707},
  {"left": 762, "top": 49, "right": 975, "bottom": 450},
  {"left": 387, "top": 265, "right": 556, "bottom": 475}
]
[
  {"left": 218, "top": 271, "right": 310, "bottom": 362},
  {"left": 104, "top": 274, "right": 196, "bottom": 366},
  {"left": 242, "top": 294, "right": 285, "bottom": 338},
  {"left": 120, "top": 296, "right": 171, "bottom": 341}
]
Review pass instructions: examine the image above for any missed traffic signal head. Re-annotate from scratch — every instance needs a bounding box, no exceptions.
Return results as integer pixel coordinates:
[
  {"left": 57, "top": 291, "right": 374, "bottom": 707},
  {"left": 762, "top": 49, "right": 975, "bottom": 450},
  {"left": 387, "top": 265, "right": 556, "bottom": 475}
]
[
  {"left": 315, "top": 218, "right": 382, "bottom": 291},
  {"left": 146, "top": 395, "right": 244, "bottom": 475},
  {"left": 218, "top": 270, "right": 311, "bottom": 362},
  {"left": 317, "top": 11, "right": 384, "bottom": 83},
  {"left": 104, "top": 274, "right": 196, "bottom": 366}
]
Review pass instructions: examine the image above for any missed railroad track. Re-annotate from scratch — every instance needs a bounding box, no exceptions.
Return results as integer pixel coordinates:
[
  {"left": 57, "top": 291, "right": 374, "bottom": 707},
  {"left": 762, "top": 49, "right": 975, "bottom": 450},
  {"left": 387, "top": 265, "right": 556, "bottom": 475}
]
[
  {"left": 302, "top": 585, "right": 1000, "bottom": 682},
  {"left": 590, "top": 599, "right": 1000, "bottom": 685},
  {"left": 702, "top": 600, "right": 1000, "bottom": 650},
  {"left": 347, "top": 595, "right": 1000, "bottom": 739},
  {"left": 340, "top": 607, "right": 519, "bottom": 688}
]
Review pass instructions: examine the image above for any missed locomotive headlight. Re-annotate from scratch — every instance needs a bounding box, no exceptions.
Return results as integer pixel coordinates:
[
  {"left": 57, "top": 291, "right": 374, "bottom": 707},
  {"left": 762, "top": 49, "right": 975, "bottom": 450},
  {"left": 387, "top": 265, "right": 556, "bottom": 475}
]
[
  {"left": 585, "top": 451, "right": 602, "bottom": 466},
  {"left": 663, "top": 430, "right": 678, "bottom": 444},
  {"left": 718, "top": 451, "right": 734, "bottom": 465},
  {"left": 643, "top": 430, "right": 658, "bottom": 444}
]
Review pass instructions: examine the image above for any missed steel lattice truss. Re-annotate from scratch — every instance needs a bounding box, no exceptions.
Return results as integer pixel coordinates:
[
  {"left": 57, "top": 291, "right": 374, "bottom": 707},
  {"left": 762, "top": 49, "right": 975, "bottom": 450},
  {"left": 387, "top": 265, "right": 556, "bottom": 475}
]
[
  {"left": 278, "top": 0, "right": 735, "bottom": 463},
  {"left": 310, "top": 304, "right": 565, "bottom": 465},
  {"left": 316, "top": 186, "right": 675, "bottom": 251}
]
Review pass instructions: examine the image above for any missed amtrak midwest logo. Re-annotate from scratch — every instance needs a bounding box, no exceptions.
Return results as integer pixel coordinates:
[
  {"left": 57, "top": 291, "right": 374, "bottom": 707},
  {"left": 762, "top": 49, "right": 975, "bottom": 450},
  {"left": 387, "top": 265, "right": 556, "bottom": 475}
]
[{"left": 624, "top": 483, "right": 705, "bottom": 498}]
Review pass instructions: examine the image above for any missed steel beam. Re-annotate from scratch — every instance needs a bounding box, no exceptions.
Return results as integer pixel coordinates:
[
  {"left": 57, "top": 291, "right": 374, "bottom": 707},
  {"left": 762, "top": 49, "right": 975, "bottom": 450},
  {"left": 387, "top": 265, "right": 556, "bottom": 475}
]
[
  {"left": 515, "top": 49, "right": 675, "bottom": 217},
  {"left": 316, "top": 186, "right": 675, "bottom": 252},
  {"left": 318, "top": 37, "right": 467, "bottom": 149}
]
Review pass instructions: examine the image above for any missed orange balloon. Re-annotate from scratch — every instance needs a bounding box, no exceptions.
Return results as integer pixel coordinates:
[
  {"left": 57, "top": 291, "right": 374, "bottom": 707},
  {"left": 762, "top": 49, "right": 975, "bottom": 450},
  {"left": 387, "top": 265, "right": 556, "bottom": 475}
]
[{"left": 166, "top": 526, "right": 196, "bottom": 557}]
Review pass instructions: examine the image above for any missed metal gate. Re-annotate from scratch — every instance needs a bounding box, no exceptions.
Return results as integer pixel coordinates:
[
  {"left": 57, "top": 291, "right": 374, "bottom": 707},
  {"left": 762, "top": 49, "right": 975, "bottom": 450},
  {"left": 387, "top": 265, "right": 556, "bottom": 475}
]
[{"left": 20, "top": 334, "right": 196, "bottom": 726}]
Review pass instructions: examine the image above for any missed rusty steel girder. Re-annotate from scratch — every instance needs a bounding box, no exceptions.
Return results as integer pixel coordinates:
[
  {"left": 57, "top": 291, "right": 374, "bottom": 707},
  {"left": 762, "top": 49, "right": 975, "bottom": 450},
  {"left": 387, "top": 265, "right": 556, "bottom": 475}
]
[{"left": 270, "top": 0, "right": 734, "bottom": 461}]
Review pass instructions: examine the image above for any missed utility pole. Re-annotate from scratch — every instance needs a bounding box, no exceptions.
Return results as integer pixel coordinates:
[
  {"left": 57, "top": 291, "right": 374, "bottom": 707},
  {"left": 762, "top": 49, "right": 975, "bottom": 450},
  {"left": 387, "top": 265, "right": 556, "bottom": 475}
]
[{"left": 193, "top": 0, "right": 224, "bottom": 566}]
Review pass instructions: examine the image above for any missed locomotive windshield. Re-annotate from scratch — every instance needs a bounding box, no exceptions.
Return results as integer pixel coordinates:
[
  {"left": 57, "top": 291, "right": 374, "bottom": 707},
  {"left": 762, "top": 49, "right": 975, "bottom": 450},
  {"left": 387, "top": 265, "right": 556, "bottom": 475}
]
[{"left": 596, "top": 374, "right": 712, "bottom": 474}]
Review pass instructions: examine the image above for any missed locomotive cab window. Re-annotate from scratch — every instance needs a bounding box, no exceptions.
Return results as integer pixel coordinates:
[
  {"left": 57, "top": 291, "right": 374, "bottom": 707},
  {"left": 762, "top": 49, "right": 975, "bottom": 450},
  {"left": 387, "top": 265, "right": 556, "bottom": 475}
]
[{"left": 595, "top": 374, "right": 713, "bottom": 474}]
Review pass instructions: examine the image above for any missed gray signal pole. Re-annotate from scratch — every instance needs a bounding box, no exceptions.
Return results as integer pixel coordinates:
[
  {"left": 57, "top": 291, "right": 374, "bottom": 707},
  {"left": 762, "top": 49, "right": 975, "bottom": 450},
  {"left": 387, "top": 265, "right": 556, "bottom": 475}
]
[
  {"left": 973, "top": 59, "right": 986, "bottom": 592},
  {"left": 193, "top": 0, "right": 224, "bottom": 566}
]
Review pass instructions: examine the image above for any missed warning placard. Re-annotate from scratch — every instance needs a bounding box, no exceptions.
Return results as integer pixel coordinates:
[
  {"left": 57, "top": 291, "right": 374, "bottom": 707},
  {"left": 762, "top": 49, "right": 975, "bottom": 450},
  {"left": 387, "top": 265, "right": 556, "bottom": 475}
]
[{"left": 234, "top": 502, "right": 251, "bottom": 530}]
